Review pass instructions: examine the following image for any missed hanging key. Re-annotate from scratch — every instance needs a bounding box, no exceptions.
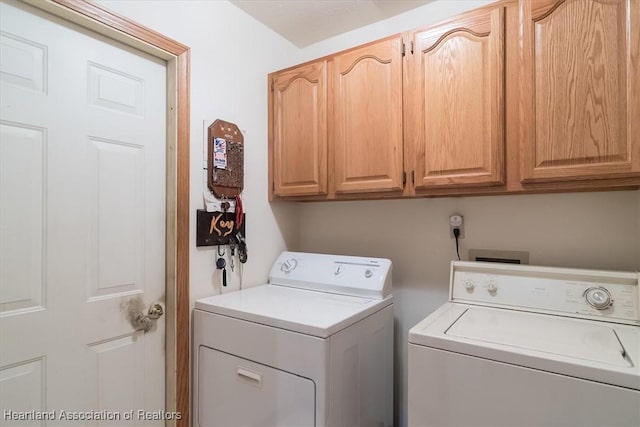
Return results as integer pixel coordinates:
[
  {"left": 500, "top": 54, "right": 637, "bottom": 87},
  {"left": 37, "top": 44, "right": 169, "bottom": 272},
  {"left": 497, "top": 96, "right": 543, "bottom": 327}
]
[
  {"left": 216, "top": 256, "right": 227, "bottom": 287},
  {"left": 229, "top": 239, "right": 236, "bottom": 272},
  {"left": 236, "top": 232, "right": 248, "bottom": 264}
]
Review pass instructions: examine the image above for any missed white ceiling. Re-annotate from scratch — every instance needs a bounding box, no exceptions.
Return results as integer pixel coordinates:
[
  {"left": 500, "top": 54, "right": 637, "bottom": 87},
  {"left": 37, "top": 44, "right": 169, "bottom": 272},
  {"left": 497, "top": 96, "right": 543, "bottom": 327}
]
[{"left": 230, "top": 0, "right": 432, "bottom": 47}]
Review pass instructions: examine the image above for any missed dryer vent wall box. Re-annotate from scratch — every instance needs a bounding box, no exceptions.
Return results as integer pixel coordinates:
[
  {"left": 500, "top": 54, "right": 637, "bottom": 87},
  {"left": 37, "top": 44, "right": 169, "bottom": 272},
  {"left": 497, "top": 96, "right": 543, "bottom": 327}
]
[
  {"left": 468, "top": 249, "right": 530, "bottom": 265},
  {"left": 408, "top": 261, "right": 640, "bottom": 427},
  {"left": 193, "top": 251, "right": 394, "bottom": 427}
]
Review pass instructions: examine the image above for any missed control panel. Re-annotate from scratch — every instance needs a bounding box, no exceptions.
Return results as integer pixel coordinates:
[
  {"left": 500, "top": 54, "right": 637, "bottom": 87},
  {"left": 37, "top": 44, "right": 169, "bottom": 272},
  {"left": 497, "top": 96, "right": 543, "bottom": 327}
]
[
  {"left": 450, "top": 261, "right": 639, "bottom": 325},
  {"left": 269, "top": 251, "right": 392, "bottom": 300}
]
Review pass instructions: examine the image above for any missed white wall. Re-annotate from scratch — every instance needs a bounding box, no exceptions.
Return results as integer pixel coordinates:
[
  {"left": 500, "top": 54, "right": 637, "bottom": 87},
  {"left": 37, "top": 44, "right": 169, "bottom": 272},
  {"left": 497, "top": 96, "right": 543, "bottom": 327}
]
[
  {"left": 98, "top": 2, "right": 640, "bottom": 427},
  {"left": 638, "top": 191, "right": 640, "bottom": 267},
  {"left": 289, "top": 2, "right": 640, "bottom": 426},
  {"left": 98, "top": 0, "right": 301, "bottom": 303},
  {"left": 95, "top": 1, "right": 302, "bottom": 419},
  {"left": 298, "top": 190, "right": 640, "bottom": 426},
  {"left": 296, "top": 0, "right": 494, "bottom": 62},
  {"left": 96, "top": 0, "right": 498, "bottom": 302}
]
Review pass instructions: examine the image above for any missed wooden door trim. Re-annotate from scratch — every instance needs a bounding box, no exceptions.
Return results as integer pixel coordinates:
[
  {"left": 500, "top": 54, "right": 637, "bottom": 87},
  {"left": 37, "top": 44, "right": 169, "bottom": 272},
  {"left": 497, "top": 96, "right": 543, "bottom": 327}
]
[{"left": 25, "top": 1, "right": 191, "bottom": 426}]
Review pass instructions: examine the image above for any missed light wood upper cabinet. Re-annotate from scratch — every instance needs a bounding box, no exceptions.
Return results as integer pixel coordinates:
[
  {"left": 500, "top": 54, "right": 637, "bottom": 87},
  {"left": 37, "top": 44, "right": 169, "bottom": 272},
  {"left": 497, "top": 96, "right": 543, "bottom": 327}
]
[
  {"left": 270, "top": 61, "right": 328, "bottom": 197},
  {"left": 520, "top": 0, "right": 640, "bottom": 183},
  {"left": 268, "top": 0, "right": 640, "bottom": 201},
  {"left": 332, "top": 38, "right": 404, "bottom": 194},
  {"left": 408, "top": 6, "right": 505, "bottom": 189}
]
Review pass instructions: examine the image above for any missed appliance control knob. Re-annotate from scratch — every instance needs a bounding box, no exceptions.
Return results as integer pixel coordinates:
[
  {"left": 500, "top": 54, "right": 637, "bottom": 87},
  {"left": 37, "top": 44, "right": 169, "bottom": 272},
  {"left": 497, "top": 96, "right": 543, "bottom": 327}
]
[
  {"left": 584, "top": 287, "right": 613, "bottom": 310},
  {"left": 487, "top": 282, "right": 497, "bottom": 293},
  {"left": 464, "top": 281, "right": 475, "bottom": 291},
  {"left": 364, "top": 269, "right": 373, "bottom": 278},
  {"left": 280, "top": 258, "right": 297, "bottom": 273}
]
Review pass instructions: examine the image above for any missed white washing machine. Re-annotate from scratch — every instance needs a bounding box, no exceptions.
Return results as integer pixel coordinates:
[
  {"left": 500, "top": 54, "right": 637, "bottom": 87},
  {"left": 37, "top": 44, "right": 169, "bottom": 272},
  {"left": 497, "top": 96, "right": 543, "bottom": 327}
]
[
  {"left": 409, "top": 261, "right": 640, "bottom": 427},
  {"left": 194, "top": 251, "right": 394, "bottom": 427}
]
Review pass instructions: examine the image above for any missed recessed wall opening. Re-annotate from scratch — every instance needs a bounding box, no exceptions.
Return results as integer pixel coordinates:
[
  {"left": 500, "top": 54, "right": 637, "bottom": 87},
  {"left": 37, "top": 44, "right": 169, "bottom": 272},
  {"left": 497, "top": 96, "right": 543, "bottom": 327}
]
[{"left": 468, "top": 249, "right": 530, "bottom": 265}]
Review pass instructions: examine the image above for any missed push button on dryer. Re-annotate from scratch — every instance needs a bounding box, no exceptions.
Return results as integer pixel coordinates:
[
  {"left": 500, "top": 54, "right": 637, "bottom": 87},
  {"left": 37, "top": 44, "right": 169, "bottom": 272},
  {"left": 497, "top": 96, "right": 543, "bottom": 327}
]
[{"left": 487, "top": 282, "right": 498, "bottom": 294}]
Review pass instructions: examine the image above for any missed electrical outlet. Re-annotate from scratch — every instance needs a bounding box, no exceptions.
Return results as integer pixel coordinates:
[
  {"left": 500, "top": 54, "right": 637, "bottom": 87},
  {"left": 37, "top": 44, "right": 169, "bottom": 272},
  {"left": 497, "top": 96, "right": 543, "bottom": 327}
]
[{"left": 449, "top": 214, "right": 465, "bottom": 239}]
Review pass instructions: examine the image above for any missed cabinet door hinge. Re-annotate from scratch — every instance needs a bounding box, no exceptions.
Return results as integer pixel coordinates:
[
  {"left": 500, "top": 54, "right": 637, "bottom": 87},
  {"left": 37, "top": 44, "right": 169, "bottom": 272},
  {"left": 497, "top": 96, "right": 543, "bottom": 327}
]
[{"left": 402, "top": 171, "right": 407, "bottom": 185}]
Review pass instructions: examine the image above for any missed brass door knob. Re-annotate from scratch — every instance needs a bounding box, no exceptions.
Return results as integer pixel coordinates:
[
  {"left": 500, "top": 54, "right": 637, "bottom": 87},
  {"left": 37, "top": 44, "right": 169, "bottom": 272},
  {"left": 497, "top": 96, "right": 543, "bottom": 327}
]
[
  {"left": 133, "top": 302, "right": 164, "bottom": 332},
  {"left": 147, "top": 302, "right": 164, "bottom": 319}
]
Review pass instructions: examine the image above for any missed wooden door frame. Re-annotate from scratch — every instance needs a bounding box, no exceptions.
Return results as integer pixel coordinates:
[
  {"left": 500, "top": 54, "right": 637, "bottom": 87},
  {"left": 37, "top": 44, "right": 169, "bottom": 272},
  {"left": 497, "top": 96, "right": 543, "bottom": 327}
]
[{"left": 22, "top": 1, "right": 191, "bottom": 426}]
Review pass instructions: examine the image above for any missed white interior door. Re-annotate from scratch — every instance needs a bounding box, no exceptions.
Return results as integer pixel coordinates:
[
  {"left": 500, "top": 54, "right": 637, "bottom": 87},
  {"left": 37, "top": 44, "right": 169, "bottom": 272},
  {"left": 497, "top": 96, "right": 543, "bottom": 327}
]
[{"left": 0, "top": 0, "right": 167, "bottom": 424}]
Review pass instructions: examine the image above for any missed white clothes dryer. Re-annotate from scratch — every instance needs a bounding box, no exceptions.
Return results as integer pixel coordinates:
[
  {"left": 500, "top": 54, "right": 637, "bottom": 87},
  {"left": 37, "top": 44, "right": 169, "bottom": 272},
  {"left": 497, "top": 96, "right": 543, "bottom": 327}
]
[
  {"left": 194, "top": 251, "right": 394, "bottom": 427},
  {"left": 409, "top": 261, "right": 640, "bottom": 427}
]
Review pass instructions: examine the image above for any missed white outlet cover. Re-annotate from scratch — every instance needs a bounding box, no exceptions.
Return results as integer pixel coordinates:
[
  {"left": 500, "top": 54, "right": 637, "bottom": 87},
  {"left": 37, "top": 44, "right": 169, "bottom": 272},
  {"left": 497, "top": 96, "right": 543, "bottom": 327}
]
[{"left": 450, "top": 215, "right": 463, "bottom": 227}]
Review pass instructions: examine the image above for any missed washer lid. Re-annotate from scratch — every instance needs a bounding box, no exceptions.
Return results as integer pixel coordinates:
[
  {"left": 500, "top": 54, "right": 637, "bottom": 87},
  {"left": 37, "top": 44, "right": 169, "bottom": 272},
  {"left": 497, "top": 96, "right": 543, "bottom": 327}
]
[
  {"left": 195, "top": 285, "right": 393, "bottom": 338},
  {"left": 409, "top": 303, "right": 640, "bottom": 390},
  {"left": 447, "top": 308, "right": 630, "bottom": 367}
]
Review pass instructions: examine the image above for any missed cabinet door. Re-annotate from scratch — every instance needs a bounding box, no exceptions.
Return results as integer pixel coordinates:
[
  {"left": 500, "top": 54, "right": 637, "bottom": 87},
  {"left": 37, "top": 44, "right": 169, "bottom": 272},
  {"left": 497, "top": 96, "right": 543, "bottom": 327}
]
[
  {"left": 520, "top": 0, "right": 640, "bottom": 183},
  {"left": 271, "top": 61, "right": 327, "bottom": 197},
  {"left": 410, "top": 7, "right": 505, "bottom": 189},
  {"left": 333, "top": 38, "right": 404, "bottom": 194}
]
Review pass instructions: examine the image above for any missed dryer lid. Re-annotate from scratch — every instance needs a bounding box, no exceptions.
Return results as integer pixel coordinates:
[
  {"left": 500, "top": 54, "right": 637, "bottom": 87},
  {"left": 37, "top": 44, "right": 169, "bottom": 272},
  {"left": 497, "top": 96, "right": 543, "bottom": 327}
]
[{"left": 195, "top": 284, "right": 393, "bottom": 338}]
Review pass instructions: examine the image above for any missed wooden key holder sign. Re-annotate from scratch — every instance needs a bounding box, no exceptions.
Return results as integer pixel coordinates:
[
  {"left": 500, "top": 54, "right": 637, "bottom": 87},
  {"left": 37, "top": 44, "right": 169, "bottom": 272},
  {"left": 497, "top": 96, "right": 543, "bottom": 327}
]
[
  {"left": 198, "top": 119, "right": 246, "bottom": 247},
  {"left": 196, "top": 210, "right": 246, "bottom": 247}
]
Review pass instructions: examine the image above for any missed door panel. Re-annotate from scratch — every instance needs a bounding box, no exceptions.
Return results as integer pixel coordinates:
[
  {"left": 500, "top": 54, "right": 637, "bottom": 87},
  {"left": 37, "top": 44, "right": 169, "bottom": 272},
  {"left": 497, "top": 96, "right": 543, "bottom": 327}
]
[
  {"left": 0, "top": 122, "right": 45, "bottom": 313},
  {"left": 0, "top": 31, "right": 47, "bottom": 93},
  {"left": 333, "top": 38, "right": 404, "bottom": 194},
  {"left": 87, "top": 137, "right": 145, "bottom": 299},
  {"left": 87, "top": 333, "right": 145, "bottom": 419},
  {"left": 520, "top": 0, "right": 640, "bottom": 182},
  {"left": 411, "top": 6, "right": 504, "bottom": 189},
  {"left": 87, "top": 62, "right": 145, "bottom": 116},
  {"left": 0, "top": 0, "right": 166, "bottom": 422},
  {"left": 0, "top": 358, "right": 44, "bottom": 427},
  {"left": 272, "top": 61, "right": 328, "bottom": 197}
]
